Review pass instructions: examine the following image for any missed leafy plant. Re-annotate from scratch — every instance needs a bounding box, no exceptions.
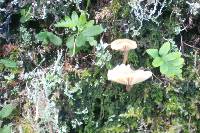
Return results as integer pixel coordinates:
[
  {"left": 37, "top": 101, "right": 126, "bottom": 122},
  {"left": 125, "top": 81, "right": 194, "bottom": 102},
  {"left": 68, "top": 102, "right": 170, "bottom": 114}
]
[
  {"left": 20, "top": 6, "right": 32, "bottom": 23},
  {"left": 103, "top": 125, "right": 127, "bottom": 133},
  {"left": 36, "top": 31, "right": 62, "bottom": 46},
  {"left": 55, "top": 11, "right": 104, "bottom": 55},
  {"left": 146, "top": 42, "right": 184, "bottom": 78},
  {"left": 0, "top": 104, "right": 15, "bottom": 119},
  {"left": 0, "top": 59, "right": 18, "bottom": 68},
  {"left": 0, "top": 104, "right": 15, "bottom": 133}
]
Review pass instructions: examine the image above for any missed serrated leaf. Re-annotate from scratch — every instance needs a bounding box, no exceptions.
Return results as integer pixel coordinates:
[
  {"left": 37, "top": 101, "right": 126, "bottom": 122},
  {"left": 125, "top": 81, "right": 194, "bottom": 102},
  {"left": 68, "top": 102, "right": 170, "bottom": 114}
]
[
  {"left": 79, "top": 12, "right": 87, "bottom": 26},
  {"left": 159, "top": 42, "right": 171, "bottom": 56},
  {"left": 66, "top": 35, "right": 75, "bottom": 49},
  {"left": 36, "top": 32, "right": 62, "bottom": 46},
  {"left": 0, "top": 104, "right": 15, "bottom": 119},
  {"left": 160, "top": 64, "right": 168, "bottom": 74},
  {"left": 0, "top": 59, "right": 18, "bottom": 68},
  {"left": 55, "top": 16, "right": 75, "bottom": 29},
  {"left": 85, "top": 20, "right": 94, "bottom": 28},
  {"left": 82, "top": 25, "right": 104, "bottom": 37},
  {"left": 152, "top": 57, "right": 164, "bottom": 67},
  {"left": 163, "top": 52, "right": 181, "bottom": 61},
  {"left": 20, "top": 7, "right": 32, "bottom": 23},
  {"left": 76, "top": 33, "right": 87, "bottom": 47},
  {"left": 71, "top": 11, "right": 79, "bottom": 26},
  {"left": 146, "top": 49, "right": 159, "bottom": 58}
]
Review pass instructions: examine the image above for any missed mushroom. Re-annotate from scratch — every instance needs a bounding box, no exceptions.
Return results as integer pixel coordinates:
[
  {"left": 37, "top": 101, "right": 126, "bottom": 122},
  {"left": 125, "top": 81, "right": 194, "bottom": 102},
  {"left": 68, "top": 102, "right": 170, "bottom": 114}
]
[
  {"left": 110, "top": 39, "right": 137, "bottom": 64},
  {"left": 107, "top": 64, "right": 152, "bottom": 91}
]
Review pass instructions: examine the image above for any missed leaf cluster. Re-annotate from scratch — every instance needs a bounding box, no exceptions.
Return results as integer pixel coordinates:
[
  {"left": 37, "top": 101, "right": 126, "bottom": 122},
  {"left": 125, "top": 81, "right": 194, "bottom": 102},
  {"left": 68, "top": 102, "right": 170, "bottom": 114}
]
[
  {"left": 36, "top": 31, "right": 62, "bottom": 46},
  {"left": 146, "top": 42, "right": 184, "bottom": 78},
  {"left": 55, "top": 11, "right": 104, "bottom": 55},
  {"left": 0, "top": 104, "right": 15, "bottom": 133},
  {"left": 20, "top": 6, "right": 32, "bottom": 23}
]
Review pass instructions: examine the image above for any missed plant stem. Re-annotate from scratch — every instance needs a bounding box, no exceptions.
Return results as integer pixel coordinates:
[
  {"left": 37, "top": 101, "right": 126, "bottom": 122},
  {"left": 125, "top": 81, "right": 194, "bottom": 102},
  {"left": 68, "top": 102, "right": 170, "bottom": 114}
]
[
  {"left": 86, "top": 0, "right": 91, "bottom": 11},
  {"left": 123, "top": 51, "right": 129, "bottom": 64},
  {"left": 125, "top": 85, "right": 132, "bottom": 91}
]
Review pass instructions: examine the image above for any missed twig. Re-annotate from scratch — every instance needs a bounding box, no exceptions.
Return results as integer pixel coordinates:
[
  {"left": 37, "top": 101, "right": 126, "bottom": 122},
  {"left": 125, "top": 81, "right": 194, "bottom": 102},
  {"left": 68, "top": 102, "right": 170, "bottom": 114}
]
[
  {"left": 188, "top": 115, "right": 191, "bottom": 132},
  {"left": 194, "top": 50, "right": 197, "bottom": 68},
  {"left": 183, "top": 42, "right": 200, "bottom": 51},
  {"left": 180, "top": 35, "right": 184, "bottom": 54},
  {"left": 152, "top": 72, "right": 163, "bottom": 83}
]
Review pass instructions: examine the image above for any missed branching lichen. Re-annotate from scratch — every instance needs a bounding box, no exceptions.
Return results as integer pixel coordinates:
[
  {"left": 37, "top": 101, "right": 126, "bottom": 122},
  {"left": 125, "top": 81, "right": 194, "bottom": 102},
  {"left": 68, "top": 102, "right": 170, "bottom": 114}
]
[
  {"left": 186, "top": 1, "right": 200, "bottom": 15},
  {"left": 21, "top": 50, "right": 77, "bottom": 132},
  {"left": 129, "top": 0, "right": 167, "bottom": 36},
  {"left": 95, "top": 41, "right": 112, "bottom": 68}
]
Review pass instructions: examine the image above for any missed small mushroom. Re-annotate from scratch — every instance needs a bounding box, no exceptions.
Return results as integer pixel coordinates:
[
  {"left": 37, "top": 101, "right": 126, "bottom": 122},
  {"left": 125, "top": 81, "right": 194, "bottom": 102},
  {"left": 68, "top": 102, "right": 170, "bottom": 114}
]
[
  {"left": 107, "top": 64, "right": 152, "bottom": 91},
  {"left": 110, "top": 39, "right": 137, "bottom": 64}
]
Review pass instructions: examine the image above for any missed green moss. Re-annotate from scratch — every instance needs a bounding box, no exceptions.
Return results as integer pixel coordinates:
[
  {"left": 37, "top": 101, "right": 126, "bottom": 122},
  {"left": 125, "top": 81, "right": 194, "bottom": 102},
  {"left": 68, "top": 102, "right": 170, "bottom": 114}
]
[
  {"left": 109, "top": 0, "right": 121, "bottom": 17},
  {"left": 127, "top": 51, "right": 139, "bottom": 67}
]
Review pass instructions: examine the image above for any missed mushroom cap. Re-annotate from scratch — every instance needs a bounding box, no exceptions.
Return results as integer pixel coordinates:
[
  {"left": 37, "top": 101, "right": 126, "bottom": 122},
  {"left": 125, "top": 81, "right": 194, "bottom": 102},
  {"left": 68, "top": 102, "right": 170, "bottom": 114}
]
[
  {"left": 107, "top": 64, "right": 152, "bottom": 85},
  {"left": 110, "top": 39, "right": 137, "bottom": 51}
]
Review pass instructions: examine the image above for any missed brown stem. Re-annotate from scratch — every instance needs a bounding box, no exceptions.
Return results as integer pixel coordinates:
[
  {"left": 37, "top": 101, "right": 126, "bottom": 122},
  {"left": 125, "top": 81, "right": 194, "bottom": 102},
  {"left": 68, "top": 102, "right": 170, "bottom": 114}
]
[
  {"left": 125, "top": 85, "right": 132, "bottom": 91},
  {"left": 123, "top": 51, "right": 129, "bottom": 64}
]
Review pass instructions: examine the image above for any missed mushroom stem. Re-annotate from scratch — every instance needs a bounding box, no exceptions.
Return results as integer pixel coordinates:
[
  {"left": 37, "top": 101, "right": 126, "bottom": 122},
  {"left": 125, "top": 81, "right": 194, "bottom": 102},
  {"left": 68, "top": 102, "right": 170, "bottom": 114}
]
[
  {"left": 125, "top": 85, "right": 132, "bottom": 91},
  {"left": 123, "top": 51, "right": 129, "bottom": 64}
]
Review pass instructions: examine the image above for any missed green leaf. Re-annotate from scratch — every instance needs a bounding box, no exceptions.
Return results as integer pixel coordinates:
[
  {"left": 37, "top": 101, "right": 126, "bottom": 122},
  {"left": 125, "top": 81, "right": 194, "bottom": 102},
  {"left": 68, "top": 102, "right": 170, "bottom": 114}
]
[
  {"left": 36, "top": 32, "right": 49, "bottom": 44},
  {"left": 20, "top": 9, "right": 26, "bottom": 16},
  {"left": 168, "top": 67, "right": 182, "bottom": 76},
  {"left": 66, "top": 35, "right": 75, "bottom": 49},
  {"left": 71, "top": 11, "right": 79, "bottom": 25},
  {"left": 152, "top": 57, "right": 164, "bottom": 67},
  {"left": 79, "top": 12, "right": 87, "bottom": 26},
  {"left": 36, "top": 32, "right": 62, "bottom": 46},
  {"left": 160, "top": 64, "right": 168, "bottom": 74},
  {"left": 159, "top": 42, "right": 171, "bottom": 56},
  {"left": 85, "top": 20, "right": 94, "bottom": 28},
  {"left": 55, "top": 16, "right": 75, "bottom": 29},
  {"left": 0, "top": 104, "right": 15, "bottom": 119},
  {"left": 20, "top": 9, "right": 26, "bottom": 23},
  {"left": 82, "top": 25, "right": 104, "bottom": 37},
  {"left": 0, "top": 125, "right": 11, "bottom": 133},
  {"left": 168, "top": 58, "right": 184, "bottom": 66},
  {"left": 0, "top": 59, "right": 18, "bottom": 68},
  {"left": 163, "top": 52, "right": 181, "bottom": 61},
  {"left": 146, "top": 49, "right": 159, "bottom": 58},
  {"left": 87, "top": 37, "right": 97, "bottom": 46},
  {"left": 76, "top": 33, "right": 87, "bottom": 47},
  {"left": 68, "top": 48, "right": 75, "bottom": 57},
  {"left": 20, "top": 7, "right": 32, "bottom": 23},
  {"left": 48, "top": 33, "right": 62, "bottom": 46}
]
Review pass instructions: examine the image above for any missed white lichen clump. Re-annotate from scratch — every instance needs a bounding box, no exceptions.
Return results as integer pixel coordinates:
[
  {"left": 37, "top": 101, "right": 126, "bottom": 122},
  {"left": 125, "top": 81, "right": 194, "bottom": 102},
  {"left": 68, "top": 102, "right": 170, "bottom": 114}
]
[
  {"left": 22, "top": 50, "right": 73, "bottom": 132},
  {"left": 129, "top": 0, "right": 167, "bottom": 35},
  {"left": 95, "top": 41, "right": 112, "bottom": 68},
  {"left": 186, "top": 1, "right": 200, "bottom": 15}
]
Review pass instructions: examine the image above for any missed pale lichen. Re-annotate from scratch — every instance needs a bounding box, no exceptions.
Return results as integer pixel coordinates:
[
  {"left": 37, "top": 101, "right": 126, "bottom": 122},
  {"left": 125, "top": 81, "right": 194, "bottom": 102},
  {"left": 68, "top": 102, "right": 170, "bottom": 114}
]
[{"left": 129, "top": 0, "right": 167, "bottom": 36}]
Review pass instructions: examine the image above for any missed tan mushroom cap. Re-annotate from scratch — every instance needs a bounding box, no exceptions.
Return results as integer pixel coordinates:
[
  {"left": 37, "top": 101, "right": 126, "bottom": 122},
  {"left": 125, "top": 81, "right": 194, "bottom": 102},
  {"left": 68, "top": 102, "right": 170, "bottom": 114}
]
[
  {"left": 110, "top": 39, "right": 137, "bottom": 51},
  {"left": 107, "top": 64, "right": 152, "bottom": 86}
]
